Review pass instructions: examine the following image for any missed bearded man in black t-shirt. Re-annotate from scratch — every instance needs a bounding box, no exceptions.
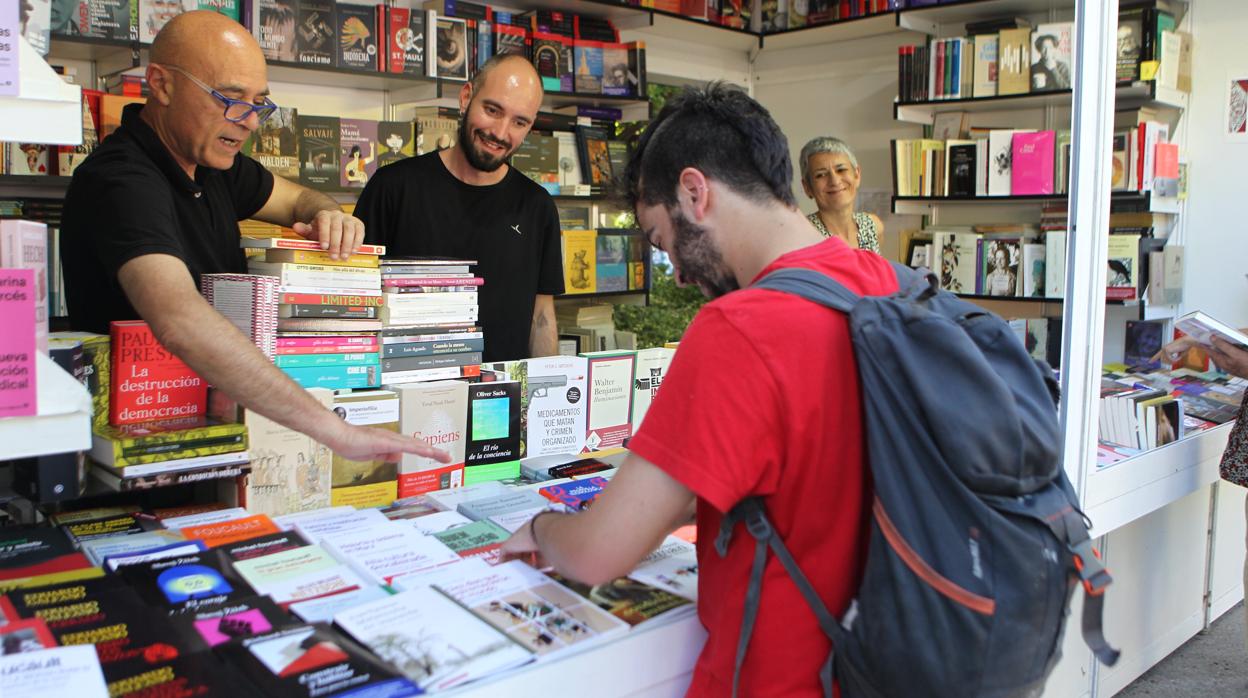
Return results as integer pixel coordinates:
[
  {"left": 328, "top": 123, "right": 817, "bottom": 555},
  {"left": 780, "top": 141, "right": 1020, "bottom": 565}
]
[{"left": 356, "top": 55, "right": 565, "bottom": 362}]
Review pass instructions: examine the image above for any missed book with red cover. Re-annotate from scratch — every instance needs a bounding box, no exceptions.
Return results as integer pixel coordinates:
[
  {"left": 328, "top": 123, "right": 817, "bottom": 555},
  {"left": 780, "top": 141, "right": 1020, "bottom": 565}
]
[
  {"left": 109, "top": 321, "right": 208, "bottom": 426},
  {"left": 384, "top": 7, "right": 427, "bottom": 75},
  {"left": 1010, "top": 131, "right": 1057, "bottom": 196},
  {"left": 538, "top": 476, "right": 609, "bottom": 511},
  {"left": 0, "top": 617, "right": 58, "bottom": 653},
  {"left": 0, "top": 528, "right": 91, "bottom": 582}
]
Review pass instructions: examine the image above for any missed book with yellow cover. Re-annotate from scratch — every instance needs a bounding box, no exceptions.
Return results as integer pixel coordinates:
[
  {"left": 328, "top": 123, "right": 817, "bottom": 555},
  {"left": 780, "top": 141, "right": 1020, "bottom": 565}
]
[
  {"left": 91, "top": 419, "right": 248, "bottom": 468},
  {"left": 561, "top": 230, "right": 597, "bottom": 294},
  {"left": 263, "top": 249, "right": 381, "bottom": 268},
  {"left": 331, "top": 390, "right": 401, "bottom": 508}
]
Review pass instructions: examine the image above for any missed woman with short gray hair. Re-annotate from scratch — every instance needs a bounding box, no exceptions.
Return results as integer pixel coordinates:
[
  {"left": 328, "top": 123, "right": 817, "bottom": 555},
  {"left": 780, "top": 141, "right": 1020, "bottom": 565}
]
[{"left": 799, "top": 137, "right": 882, "bottom": 253}]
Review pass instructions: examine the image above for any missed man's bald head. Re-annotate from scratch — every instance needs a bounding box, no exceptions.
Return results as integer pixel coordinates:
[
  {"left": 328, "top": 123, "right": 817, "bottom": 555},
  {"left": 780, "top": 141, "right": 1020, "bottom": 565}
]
[
  {"left": 150, "top": 10, "right": 265, "bottom": 76},
  {"left": 469, "top": 54, "right": 543, "bottom": 100},
  {"left": 144, "top": 10, "right": 271, "bottom": 176}
]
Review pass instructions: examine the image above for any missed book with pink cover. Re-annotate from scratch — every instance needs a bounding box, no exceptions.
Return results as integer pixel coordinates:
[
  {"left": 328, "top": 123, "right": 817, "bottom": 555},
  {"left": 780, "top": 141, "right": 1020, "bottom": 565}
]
[
  {"left": 0, "top": 220, "right": 49, "bottom": 353},
  {"left": 1010, "top": 131, "right": 1056, "bottom": 196},
  {"left": 0, "top": 269, "right": 38, "bottom": 418}
]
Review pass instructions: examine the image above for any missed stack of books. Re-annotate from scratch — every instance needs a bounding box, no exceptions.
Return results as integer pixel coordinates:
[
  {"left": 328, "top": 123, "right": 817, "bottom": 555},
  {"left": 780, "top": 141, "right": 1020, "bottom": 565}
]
[
  {"left": 243, "top": 237, "right": 386, "bottom": 390},
  {"left": 89, "top": 419, "right": 249, "bottom": 492},
  {"left": 379, "top": 258, "right": 483, "bottom": 385}
]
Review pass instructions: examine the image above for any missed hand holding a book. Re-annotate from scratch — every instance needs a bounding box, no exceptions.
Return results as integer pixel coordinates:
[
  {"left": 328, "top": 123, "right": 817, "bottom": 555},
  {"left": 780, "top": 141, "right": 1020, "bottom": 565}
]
[
  {"left": 291, "top": 209, "right": 366, "bottom": 261},
  {"left": 325, "top": 422, "right": 452, "bottom": 464},
  {"left": 1207, "top": 336, "right": 1248, "bottom": 380}
]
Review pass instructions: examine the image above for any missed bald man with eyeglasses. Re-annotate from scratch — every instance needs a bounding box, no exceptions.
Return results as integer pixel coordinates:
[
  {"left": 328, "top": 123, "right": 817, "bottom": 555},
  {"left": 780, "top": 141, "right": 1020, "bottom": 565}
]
[{"left": 61, "top": 10, "right": 451, "bottom": 466}]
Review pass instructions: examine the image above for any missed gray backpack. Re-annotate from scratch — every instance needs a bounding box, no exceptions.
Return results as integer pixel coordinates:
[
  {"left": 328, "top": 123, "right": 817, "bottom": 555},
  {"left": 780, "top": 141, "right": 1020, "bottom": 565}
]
[{"left": 716, "top": 263, "right": 1120, "bottom": 698}]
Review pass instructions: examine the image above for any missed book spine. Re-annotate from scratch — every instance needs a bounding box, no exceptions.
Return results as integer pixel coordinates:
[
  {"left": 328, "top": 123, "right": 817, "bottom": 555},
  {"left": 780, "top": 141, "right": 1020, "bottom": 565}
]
[
  {"left": 274, "top": 344, "right": 380, "bottom": 355},
  {"left": 97, "top": 464, "right": 250, "bottom": 491},
  {"left": 266, "top": 251, "right": 381, "bottom": 267},
  {"left": 380, "top": 330, "right": 482, "bottom": 344},
  {"left": 261, "top": 270, "right": 382, "bottom": 290},
  {"left": 381, "top": 364, "right": 482, "bottom": 383},
  {"left": 382, "top": 338, "right": 485, "bottom": 358},
  {"left": 281, "top": 304, "right": 380, "bottom": 319},
  {"left": 382, "top": 277, "right": 484, "bottom": 287},
  {"left": 111, "top": 450, "right": 250, "bottom": 476},
  {"left": 381, "top": 351, "right": 483, "bottom": 373},
  {"left": 276, "top": 336, "right": 378, "bottom": 348},
  {"left": 282, "top": 364, "right": 380, "bottom": 389},
  {"left": 382, "top": 285, "right": 481, "bottom": 294},
  {"left": 275, "top": 352, "right": 382, "bottom": 368}
]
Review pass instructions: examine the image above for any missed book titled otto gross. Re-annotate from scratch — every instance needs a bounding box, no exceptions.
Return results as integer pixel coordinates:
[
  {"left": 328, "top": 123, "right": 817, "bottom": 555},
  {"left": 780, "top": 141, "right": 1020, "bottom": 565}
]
[{"left": 109, "top": 320, "right": 207, "bottom": 426}]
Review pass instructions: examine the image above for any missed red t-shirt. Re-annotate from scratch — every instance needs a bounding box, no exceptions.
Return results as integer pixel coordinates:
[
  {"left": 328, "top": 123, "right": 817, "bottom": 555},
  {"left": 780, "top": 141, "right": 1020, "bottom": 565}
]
[{"left": 628, "top": 237, "right": 898, "bottom": 697}]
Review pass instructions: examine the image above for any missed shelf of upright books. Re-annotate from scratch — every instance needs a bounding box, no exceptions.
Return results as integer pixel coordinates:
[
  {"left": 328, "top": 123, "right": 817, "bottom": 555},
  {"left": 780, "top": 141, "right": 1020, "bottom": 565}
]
[{"left": 0, "top": 353, "right": 92, "bottom": 461}]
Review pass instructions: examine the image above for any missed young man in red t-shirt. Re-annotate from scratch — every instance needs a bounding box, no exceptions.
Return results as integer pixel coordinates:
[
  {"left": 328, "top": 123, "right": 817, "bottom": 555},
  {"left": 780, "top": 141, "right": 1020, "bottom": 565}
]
[{"left": 501, "top": 84, "right": 898, "bottom": 696}]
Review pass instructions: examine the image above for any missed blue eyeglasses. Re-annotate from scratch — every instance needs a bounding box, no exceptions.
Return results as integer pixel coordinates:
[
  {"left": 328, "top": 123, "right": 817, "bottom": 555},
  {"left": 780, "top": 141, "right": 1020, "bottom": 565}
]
[{"left": 162, "top": 65, "right": 278, "bottom": 124}]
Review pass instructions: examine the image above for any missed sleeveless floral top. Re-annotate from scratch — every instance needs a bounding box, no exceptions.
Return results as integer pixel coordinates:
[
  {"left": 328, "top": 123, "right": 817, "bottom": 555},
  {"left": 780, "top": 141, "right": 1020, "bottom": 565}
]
[
  {"left": 1221, "top": 395, "right": 1248, "bottom": 487},
  {"left": 808, "top": 211, "right": 880, "bottom": 253}
]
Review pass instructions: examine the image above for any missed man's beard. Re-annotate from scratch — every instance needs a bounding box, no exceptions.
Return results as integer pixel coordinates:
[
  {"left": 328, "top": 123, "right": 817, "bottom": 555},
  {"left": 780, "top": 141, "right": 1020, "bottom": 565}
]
[
  {"left": 670, "top": 210, "right": 739, "bottom": 299},
  {"left": 458, "top": 116, "right": 512, "bottom": 173}
]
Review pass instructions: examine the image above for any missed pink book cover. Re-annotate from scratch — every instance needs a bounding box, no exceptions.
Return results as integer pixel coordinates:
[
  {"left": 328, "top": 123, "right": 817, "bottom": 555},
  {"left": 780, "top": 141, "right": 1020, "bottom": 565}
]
[
  {"left": 0, "top": 269, "right": 38, "bottom": 418},
  {"left": 1010, "top": 131, "right": 1056, "bottom": 196},
  {"left": 0, "top": 220, "right": 49, "bottom": 353}
]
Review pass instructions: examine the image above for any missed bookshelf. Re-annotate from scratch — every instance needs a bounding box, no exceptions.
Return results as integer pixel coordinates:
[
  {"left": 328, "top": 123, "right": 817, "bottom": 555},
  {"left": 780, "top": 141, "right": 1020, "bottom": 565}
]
[
  {"left": 757, "top": 11, "right": 899, "bottom": 50},
  {"left": 895, "top": 0, "right": 1075, "bottom": 34},
  {"left": 894, "top": 80, "right": 1189, "bottom": 125},
  {"left": 0, "top": 175, "right": 72, "bottom": 198},
  {"left": 892, "top": 191, "right": 1180, "bottom": 215}
]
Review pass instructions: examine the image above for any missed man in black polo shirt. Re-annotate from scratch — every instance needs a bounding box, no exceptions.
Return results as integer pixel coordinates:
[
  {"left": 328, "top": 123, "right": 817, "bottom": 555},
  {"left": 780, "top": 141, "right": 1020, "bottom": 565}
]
[
  {"left": 355, "top": 55, "right": 565, "bottom": 363},
  {"left": 61, "top": 11, "right": 448, "bottom": 465}
]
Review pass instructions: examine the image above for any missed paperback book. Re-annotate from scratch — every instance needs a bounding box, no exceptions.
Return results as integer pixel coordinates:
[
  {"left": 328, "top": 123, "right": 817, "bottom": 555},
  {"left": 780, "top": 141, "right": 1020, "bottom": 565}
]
[
  {"left": 465, "top": 381, "right": 522, "bottom": 482},
  {"left": 216, "top": 623, "right": 421, "bottom": 698},
  {"left": 391, "top": 380, "right": 469, "bottom": 497},
  {"left": 108, "top": 321, "right": 207, "bottom": 426},
  {"left": 333, "top": 585, "right": 531, "bottom": 692}
]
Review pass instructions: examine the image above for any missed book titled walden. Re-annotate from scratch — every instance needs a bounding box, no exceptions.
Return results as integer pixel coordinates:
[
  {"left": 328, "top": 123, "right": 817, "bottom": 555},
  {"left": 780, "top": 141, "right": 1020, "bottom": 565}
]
[{"left": 109, "top": 321, "right": 207, "bottom": 426}]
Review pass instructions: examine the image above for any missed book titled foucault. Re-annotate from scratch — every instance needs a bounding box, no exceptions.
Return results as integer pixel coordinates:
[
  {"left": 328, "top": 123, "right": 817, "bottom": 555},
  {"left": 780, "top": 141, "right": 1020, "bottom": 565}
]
[{"left": 109, "top": 321, "right": 207, "bottom": 426}]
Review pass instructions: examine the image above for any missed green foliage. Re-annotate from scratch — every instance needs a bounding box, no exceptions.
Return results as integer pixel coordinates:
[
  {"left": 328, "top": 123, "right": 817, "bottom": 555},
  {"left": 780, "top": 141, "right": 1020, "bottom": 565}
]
[{"left": 613, "top": 264, "right": 709, "bottom": 349}]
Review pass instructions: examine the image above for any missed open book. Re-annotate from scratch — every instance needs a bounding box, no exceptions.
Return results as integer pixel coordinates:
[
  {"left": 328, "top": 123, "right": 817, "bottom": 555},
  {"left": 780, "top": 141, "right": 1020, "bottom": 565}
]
[{"left": 1174, "top": 311, "right": 1248, "bottom": 349}]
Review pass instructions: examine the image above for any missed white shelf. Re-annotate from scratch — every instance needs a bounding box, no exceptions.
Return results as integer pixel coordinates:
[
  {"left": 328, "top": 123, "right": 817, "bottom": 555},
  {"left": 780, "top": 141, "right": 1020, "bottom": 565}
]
[
  {"left": 445, "top": 613, "right": 705, "bottom": 697},
  {"left": 896, "top": 0, "right": 1073, "bottom": 35},
  {"left": 896, "top": 81, "right": 1189, "bottom": 126},
  {"left": 0, "top": 353, "right": 93, "bottom": 461},
  {"left": 1, "top": 36, "right": 84, "bottom": 145},
  {"left": 758, "top": 13, "right": 901, "bottom": 51},
  {"left": 1084, "top": 423, "right": 1233, "bottom": 538}
]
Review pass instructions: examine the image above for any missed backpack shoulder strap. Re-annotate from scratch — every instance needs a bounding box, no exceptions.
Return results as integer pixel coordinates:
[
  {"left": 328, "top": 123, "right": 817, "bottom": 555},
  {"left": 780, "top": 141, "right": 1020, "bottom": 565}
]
[
  {"left": 752, "top": 262, "right": 935, "bottom": 311},
  {"left": 718, "top": 497, "right": 846, "bottom": 698},
  {"left": 750, "top": 267, "right": 861, "bottom": 313}
]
